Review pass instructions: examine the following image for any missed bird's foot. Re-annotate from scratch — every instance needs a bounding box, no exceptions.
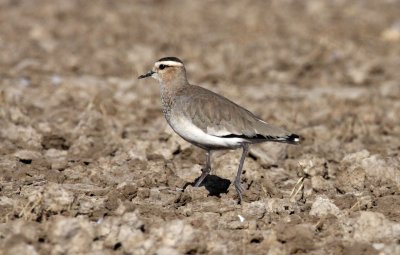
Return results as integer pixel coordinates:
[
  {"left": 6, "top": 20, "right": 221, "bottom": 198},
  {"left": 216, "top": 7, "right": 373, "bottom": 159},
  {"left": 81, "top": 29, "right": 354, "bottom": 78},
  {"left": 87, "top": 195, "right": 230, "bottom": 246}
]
[
  {"left": 194, "top": 178, "right": 203, "bottom": 187},
  {"left": 234, "top": 179, "right": 244, "bottom": 204},
  {"left": 194, "top": 167, "right": 211, "bottom": 187}
]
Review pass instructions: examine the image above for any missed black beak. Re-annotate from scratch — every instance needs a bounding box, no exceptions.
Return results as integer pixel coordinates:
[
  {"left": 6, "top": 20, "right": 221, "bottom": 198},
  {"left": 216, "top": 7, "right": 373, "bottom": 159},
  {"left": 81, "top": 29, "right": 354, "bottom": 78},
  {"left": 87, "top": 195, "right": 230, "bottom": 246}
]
[{"left": 138, "top": 70, "right": 155, "bottom": 79}]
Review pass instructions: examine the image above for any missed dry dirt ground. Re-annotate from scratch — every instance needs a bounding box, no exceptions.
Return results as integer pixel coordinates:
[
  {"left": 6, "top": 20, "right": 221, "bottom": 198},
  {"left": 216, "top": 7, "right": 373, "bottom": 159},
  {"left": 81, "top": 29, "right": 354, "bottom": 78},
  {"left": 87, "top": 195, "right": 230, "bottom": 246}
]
[{"left": 1, "top": 1, "right": 400, "bottom": 254}]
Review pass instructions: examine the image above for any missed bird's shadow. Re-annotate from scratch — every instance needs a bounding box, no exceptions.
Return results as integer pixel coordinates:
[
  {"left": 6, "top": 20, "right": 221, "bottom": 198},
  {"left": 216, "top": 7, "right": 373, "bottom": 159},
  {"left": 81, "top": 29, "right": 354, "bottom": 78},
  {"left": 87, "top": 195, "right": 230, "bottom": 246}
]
[{"left": 182, "top": 175, "right": 231, "bottom": 197}]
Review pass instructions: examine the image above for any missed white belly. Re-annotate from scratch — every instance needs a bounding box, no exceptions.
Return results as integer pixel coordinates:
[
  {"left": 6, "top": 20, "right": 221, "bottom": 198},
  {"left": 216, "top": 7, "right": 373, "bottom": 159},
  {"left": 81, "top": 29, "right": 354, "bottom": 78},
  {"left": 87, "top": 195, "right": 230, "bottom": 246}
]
[{"left": 168, "top": 116, "right": 244, "bottom": 150}]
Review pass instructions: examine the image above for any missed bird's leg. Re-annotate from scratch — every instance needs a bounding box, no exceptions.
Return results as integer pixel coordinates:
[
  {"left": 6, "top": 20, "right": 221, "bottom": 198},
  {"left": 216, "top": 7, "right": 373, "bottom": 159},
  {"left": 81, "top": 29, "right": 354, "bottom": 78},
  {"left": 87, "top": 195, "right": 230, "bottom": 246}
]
[
  {"left": 234, "top": 144, "right": 249, "bottom": 203},
  {"left": 194, "top": 150, "right": 212, "bottom": 187}
]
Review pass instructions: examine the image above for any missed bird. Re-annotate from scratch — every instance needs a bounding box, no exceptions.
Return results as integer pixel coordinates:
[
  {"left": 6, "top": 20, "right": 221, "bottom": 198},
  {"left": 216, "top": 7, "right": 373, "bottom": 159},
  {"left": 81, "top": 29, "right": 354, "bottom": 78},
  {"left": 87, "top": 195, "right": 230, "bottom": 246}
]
[{"left": 138, "top": 57, "right": 300, "bottom": 203}]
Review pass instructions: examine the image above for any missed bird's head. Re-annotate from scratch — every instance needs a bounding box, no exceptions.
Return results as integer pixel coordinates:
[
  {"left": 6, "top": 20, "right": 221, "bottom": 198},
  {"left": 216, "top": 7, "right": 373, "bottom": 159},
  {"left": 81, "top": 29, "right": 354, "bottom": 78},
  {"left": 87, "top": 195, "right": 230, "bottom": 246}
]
[{"left": 138, "top": 57, "right": 187, "bottom": 85}]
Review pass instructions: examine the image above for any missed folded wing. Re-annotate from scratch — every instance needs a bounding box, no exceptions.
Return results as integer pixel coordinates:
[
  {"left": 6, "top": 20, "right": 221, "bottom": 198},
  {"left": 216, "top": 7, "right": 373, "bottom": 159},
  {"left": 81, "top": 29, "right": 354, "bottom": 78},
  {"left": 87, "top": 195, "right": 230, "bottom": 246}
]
[{"left": 175, "top": 86, "right": 299, "bottom": 144}]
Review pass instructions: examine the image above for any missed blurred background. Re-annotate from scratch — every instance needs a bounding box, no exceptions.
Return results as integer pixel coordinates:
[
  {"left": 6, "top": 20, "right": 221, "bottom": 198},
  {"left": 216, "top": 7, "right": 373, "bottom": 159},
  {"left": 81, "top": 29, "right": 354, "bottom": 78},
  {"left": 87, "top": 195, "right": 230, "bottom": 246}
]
[{"left": 1, "top": 1, "right": 400, "bottom": 254}]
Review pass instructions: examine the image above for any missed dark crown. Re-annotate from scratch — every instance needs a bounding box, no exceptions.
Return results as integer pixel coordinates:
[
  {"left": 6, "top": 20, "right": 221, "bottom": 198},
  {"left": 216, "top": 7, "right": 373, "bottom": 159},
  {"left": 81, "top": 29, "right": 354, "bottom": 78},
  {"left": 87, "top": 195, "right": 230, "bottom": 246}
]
[{"left": 158, "top": 57, "right": 183, "bottom": 64}]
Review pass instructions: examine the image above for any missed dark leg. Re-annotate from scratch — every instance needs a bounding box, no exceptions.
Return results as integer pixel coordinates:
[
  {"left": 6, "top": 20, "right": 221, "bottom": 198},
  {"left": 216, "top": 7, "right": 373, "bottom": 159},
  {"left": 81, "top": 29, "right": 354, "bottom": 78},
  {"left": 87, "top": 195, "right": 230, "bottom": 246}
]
[
  {"left": 194, "top": 150, "right": 212, "bottom": 187},
  {"left": 234, "top": 144, "right": 249, "bottom": 203}
]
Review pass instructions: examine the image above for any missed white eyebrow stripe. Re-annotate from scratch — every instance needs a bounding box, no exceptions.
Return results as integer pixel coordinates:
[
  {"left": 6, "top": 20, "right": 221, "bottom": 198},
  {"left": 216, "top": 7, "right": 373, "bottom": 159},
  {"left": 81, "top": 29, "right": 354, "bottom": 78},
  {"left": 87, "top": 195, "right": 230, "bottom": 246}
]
[{"left": 155, "top": 61, "right": 184, "bottom": 67}]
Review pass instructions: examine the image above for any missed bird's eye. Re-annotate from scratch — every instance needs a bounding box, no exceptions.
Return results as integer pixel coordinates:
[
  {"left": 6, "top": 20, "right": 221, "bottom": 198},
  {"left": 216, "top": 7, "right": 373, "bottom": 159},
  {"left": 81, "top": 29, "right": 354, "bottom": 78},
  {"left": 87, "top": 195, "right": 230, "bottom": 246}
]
[{"left": 159, "top": 64, "right": 167, "bottom": 70}]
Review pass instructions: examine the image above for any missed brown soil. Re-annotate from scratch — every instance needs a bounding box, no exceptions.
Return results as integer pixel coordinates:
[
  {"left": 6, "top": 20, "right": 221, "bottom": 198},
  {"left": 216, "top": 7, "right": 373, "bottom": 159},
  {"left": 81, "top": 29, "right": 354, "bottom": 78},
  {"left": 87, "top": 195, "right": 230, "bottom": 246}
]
[{"left": 1, "top": 1, "right": 400, "bottom": 254}]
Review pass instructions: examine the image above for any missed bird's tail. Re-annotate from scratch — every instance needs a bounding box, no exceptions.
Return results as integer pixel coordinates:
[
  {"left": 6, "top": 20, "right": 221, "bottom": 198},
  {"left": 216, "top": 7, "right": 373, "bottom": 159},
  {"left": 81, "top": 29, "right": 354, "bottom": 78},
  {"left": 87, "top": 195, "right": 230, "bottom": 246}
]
[
  {"left": 273, "top": 133, "right": 301, "bottom": 145},
  {"left": 253, "top": 119, "right": 301, "bottom": 145}
]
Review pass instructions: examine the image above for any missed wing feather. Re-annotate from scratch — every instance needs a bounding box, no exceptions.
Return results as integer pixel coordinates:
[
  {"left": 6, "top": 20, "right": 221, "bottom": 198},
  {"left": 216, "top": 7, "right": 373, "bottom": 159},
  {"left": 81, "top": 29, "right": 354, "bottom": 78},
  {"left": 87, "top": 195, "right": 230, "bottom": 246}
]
[{"left": 174, "top": 85, "right": 292, "bottom": 140}]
